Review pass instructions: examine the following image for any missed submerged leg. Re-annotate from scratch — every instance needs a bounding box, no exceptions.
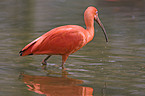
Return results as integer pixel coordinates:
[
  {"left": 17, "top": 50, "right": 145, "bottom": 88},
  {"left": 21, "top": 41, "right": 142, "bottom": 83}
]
[
  {"left": 42, "top": 55, "right": 51, "bottom": 65},
  {"left": 62, "top": 55, "right": 69, "bottom": 69}
]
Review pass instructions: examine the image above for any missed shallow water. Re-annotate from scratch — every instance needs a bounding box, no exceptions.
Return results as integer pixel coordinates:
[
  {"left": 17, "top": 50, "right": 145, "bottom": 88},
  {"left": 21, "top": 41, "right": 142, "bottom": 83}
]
[{"left": 0, "top": 0, "right": 145, "bottom": 96}]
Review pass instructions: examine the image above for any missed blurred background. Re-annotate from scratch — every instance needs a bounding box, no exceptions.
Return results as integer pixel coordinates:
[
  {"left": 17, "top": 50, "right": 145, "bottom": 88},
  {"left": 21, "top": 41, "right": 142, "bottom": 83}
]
[{"left": 0, "top": 0, "right": 145, "bottom": 96}]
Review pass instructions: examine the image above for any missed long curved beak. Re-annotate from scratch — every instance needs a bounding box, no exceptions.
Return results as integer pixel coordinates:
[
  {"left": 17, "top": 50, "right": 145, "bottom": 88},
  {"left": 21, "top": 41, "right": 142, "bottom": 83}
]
[{"left": 95, "top": 16, "right": 108, "bottom": 42}]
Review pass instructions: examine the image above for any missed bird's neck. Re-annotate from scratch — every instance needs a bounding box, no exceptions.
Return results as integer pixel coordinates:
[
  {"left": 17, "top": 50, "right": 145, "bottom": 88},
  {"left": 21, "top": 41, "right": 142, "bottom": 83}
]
[{"left": 84, "top": 14, "right": 95, "bottom": 42}]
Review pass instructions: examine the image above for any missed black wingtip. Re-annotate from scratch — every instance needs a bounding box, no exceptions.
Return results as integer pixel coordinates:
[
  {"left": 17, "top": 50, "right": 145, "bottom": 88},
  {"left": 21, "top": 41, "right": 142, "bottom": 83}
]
[
  {"left": 28, "top": 53, "right": 33, "bottom": 55},
  {"left": 19, "top": 51, "right": 23, "bottom": 56}
]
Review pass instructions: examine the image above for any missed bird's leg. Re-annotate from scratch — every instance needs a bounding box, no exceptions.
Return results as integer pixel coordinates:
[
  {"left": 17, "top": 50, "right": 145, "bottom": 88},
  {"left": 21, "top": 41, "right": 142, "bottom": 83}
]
[
  {"left": 41, "top": 55, "right": 51, "bottom": 70},
  {"left": 42, "top": 55, "right": 51, "bottom": 65},
  {"left": 61, "top": 55, "right": 69, "bottom": 69}
]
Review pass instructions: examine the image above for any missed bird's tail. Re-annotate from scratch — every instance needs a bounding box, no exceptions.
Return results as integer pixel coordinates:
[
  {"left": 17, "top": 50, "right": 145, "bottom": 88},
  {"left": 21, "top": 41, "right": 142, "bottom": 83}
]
[
  {"left": 19, "top": 41, "right": 36, "bottom": 56},
  {"left": 19, "top": 49, "right": 33, "bottom": 56}
]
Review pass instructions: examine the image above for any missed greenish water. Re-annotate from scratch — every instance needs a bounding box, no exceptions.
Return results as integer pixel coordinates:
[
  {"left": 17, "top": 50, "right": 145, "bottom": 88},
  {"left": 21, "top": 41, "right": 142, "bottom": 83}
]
[{"left": 0, "top": 0, "right": 145, "bottom": 96}]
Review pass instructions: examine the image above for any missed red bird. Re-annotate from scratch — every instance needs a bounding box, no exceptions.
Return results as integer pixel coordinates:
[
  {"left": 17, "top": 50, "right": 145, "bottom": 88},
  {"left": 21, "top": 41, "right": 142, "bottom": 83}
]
[{"left": 19, "top": 6, "right": 108, "bottom": 69}]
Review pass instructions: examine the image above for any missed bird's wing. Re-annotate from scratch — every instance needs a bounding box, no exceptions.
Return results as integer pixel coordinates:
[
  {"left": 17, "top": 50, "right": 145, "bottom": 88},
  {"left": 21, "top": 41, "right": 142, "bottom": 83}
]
[{"left": 31, "top": 26, "right": 86, "bottom": 55}]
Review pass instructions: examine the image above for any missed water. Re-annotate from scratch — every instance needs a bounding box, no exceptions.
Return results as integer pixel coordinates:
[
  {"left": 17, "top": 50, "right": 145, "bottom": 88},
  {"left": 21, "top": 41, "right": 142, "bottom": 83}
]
[{"left": 0, "top": 0, "right": 145, "bottom": 96}]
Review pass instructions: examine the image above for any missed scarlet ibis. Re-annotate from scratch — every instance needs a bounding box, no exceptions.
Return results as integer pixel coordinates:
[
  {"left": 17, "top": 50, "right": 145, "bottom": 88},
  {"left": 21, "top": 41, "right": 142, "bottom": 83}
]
[{"left": 19, "top": 6, "right": 108, "bottom": 69}]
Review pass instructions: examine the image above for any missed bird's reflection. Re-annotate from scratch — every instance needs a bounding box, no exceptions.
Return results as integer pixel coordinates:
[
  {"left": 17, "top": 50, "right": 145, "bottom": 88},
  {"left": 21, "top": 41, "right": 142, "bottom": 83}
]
[{"left": 20, "top": 70, "right": 93, "bottom": 96}]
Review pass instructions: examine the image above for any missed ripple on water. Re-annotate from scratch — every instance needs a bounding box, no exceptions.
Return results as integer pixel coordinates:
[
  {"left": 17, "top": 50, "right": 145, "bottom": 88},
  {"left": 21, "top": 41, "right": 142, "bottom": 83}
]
[
  {"left": 133, "top": 84, "right": 145, "bottom": 89},
  {"left": 67, "top": 68, "right": 88, "bottom": 72}
]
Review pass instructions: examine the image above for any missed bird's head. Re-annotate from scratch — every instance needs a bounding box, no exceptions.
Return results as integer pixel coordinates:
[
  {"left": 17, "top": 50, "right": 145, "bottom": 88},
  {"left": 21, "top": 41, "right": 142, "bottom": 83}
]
[{"left": 85, "top": 6, "right": 108, "bottom": 42}]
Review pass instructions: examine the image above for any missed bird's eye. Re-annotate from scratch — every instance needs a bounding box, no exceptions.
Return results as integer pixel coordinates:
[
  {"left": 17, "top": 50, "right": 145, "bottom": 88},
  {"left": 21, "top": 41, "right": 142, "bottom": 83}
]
[{"left": 96, "top": 11, "right": 98, "bottom": 14}]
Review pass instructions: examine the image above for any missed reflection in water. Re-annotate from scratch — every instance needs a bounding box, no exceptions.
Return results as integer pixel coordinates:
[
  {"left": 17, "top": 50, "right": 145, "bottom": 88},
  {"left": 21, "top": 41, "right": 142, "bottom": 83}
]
[
  {"left": 20, "top": 71, "right": 93, "bottom": 96},
  {"left": 1, "top": 0, "right": 145, "bottom": 96}
]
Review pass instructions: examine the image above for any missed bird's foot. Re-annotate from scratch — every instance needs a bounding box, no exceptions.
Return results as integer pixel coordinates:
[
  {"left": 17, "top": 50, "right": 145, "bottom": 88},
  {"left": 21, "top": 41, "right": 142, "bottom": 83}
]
[
  {"left": 60, "top": 65, "right": 66, "bottom": 70},
  {"left": 41, "top": 64, "right": 47, "bottom": 70},
  {"left": 41, "top": 61, "right": 47, "bottom": 70}
]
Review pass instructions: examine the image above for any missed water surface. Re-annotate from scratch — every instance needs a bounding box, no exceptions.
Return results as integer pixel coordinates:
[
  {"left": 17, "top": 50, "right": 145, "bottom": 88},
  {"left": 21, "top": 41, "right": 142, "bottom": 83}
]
[{"left": 0, "top": 0, "right": 145, "bottom": 96}]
